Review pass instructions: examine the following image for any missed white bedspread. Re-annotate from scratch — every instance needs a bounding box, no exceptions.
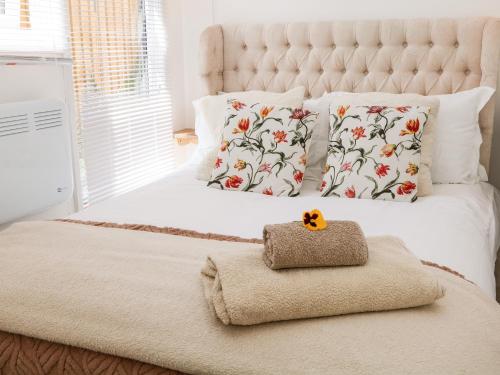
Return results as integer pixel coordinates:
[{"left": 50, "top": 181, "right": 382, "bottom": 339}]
[{"left": 71, "top": 166, "right": 500, "bottom": 299}]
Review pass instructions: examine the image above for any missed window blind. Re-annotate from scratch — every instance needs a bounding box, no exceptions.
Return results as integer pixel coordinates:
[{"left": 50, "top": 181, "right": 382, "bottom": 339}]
[
  {"left": 69, "top": 0, "right": 174, "bottom": 206},
  {"left": 0, "top": 0, "right": 68, "bottom": 55}
]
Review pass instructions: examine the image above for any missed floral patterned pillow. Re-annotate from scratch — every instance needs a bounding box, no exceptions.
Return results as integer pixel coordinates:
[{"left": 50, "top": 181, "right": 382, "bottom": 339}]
[
  {"left": 208, "top": 101, "right": 318, "bottom": 196},
  {"left": 320, "top": 104, "right": 430, "bottom": 202}
]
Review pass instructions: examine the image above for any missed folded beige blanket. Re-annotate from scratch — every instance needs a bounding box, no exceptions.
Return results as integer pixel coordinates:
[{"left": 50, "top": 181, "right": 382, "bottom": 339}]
[
  {"left": 1, "top": 221, "right": 499, "bottom": 375},
  {"left": 263, "top": 220, "right": 368, "bottom": 269},
  {"left": 202, "top": 236, "right": 445, "bottom": 325}
]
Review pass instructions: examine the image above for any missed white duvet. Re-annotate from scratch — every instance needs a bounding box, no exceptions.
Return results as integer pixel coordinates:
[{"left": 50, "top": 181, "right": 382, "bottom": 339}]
[{"left": 71, "top": 166, "right": 500, "bottom": 299}]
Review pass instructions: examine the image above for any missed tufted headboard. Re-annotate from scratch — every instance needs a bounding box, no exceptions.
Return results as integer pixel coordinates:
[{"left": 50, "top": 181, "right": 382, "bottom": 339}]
[{"left": 199, "top": 17, "right": 500, "bottom": 172}]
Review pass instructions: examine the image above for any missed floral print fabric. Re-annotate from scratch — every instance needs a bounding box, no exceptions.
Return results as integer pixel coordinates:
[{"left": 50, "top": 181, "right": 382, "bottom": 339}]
[
  {"left": 320, "top": 105, "right": 430, "bottom": 202},
  {"left": 208, "top": 101, "right": 318, "bottom": 196}
]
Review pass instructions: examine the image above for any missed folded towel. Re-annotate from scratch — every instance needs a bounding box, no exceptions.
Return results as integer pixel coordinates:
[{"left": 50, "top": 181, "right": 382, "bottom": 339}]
[
  {"left": 263, "top": 220, "right": 368, "bottom": 269},
  {"left": 201, "top": 236, "right": 445, "bottom": 325}
]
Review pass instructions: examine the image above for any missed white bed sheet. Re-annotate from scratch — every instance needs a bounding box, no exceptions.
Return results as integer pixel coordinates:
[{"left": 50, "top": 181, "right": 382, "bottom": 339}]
[{"left": 70, "top": 166, "right": 500, "bottom": 299}]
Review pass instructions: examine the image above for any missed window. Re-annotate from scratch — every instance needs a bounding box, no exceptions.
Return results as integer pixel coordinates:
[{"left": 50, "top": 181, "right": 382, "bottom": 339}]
[
  {"left": 69, "top": 0, "right": 174, "bottom": 206},
  {"left": 0, "top": 0, "right": 68, "bottom": 55}
]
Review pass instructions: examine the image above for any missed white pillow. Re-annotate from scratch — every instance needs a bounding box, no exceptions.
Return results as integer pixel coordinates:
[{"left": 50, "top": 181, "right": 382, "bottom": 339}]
[
  {"left": 194, "top": 87, "right": 306, "bottom": 180},
  {"left": 303, "top": 93, "right": 343, "bottom": 182},
  {"left": 431, "top": 87, "right": 494, "bottom": 184}
]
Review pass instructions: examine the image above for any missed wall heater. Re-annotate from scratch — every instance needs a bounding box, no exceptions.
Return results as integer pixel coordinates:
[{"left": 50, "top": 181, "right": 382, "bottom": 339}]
[{"left": 0, "top": 99, "right": 73, "bottom": 224}]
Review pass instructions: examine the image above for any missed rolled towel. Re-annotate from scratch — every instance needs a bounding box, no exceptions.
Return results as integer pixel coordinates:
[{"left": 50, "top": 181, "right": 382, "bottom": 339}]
[
  {"left": 201, "top": 236, "right": 445, "bottom": 326},
  {"left": 263, "top": 220, "right": 368, "bottom": 269}
]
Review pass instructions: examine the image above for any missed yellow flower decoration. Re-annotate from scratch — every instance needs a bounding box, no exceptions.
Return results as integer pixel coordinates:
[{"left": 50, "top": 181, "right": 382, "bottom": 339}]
[
  {"left": 302, "top": 209, "right": 327, "bottom": 231},
  {"left": 406, "top": 162, "right": 419, "bottom": 176},
  {"left": 234, "top": 159, "right": 247, "bottom": 171}
]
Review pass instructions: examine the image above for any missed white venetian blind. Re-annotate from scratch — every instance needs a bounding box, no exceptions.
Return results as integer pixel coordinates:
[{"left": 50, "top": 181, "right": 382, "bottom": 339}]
[
  {"left": 0, "top": 0, "right": 68, "bottom": 55},
  {"left": 69, "top": 0, "right": 174, "bottom": 206}
]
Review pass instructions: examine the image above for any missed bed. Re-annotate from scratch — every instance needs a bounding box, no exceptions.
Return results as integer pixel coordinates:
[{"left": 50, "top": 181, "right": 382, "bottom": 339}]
[
  {"left": 1, "top": 17, "right": 500, "bottom": 375},
  {"left": 70, "top": 166, "right": 500, "bottom": 299}
]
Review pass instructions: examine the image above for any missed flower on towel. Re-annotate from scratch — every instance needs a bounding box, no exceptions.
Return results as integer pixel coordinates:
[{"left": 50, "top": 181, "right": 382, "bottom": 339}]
[
  {"left": 351, "top": 126, "right": 366, "bottom": 140},
  {"left": 396, "top": 106, "right": 411, "bottom": 113},
  {"left": 225, "top": 175, "right": 243, "bottom": 189},
  {"left": 260, "top": 106, "right": 274, "bottom": 118},
  {"left": 273, "top": 130, "right": 288, "bottom": 143},
  {"left": 234, "top": 159, "right": 247, "bottom": 171},
  {"left": 233, "top": 118, "right": 250, "bottom": 133},
  {"left": 380, "top": 144, "right": 396, "bottom": 157},
  {"left": 263, "top": 187, "right": 273, "bottom": 195},
  {"left": 214, "top": 157, "right": 223, "bottom": 168},
  {"left": 340, "top": 162, "right": 352, "bottom": 172},
  {"left": 406, "top": 162, "right": 419, "bottom": 176},
  {"left": 290, "top": 108, "right": 311, "bottom": 120},
  {"left": 345, "top": 186, "right": 356, "bottom": 198},
  {"left": 231, "top": 100, "right": 246, "bottom": 110},
  {"left": 320, "top": 180, "right": 327, "bottom": 192},
  {"left": 337, "top": 105, "right": 350, "bottom": 119},
  {"left": 400, "top": 118, "right": 420, "bottom": 135},
  {"left": 220, "top": 140, "right": 229, "bottom": 152},
  {"left": 258, "top": 163, "right": 271, "bottom": 173},
  {"left": 375, "top": 163, "right": 390, "bottom": 178},
  {"left": 367, "top": 106, "right": 387, "bottom": 114},
  {"left": 397, "top": 181, "right": 416, "bottom": 195},
  {"left": 302, "top": 209, "right": 327, "bottom": 231},
  {"left": 294, "top": 170, "right": 304, "bottom": 183}
]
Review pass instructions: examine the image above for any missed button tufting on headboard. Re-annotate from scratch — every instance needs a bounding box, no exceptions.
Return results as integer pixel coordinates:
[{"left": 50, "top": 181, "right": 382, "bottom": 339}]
[{"left": 199, "top": 18, "right": 500, "bottom": 171}]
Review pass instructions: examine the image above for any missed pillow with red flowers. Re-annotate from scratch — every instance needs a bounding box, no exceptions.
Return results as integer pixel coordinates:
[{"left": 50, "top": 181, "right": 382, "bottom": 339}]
[
  {"left": 207, "top": 101, "right": 318, "bottom": 196},
  {"left": 320, "top": 104, "right": 430, "bottom": 202}
]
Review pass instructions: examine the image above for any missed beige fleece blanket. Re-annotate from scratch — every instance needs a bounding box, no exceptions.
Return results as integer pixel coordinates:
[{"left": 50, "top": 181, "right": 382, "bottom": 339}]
[
  {"left": 0, "top": 221, "right": 499, "bottom": 375},
  {"left": 202, "top": 236, "right": 444, "bottom": 325}
]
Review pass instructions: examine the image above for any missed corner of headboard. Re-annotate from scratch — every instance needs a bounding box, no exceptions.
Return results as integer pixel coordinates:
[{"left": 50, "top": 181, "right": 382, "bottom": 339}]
[
  {"left": 199, "top": 25, "right": 224, "bottom": 96},
  {"left": 479, "top": 18, "right": 500, "bottom": 172}
]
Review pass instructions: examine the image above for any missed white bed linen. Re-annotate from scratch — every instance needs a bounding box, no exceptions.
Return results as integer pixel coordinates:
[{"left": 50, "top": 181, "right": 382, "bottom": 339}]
[{"left": 70, "top": 166, "right": 500, "bottom": 299}]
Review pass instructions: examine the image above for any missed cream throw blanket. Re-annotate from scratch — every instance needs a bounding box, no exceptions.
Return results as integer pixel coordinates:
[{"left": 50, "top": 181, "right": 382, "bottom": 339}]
[
  {"left": 0, "top": 221, "right": 499, "bottom": 375},
  {"left": 202, "top": 236, "right": 444, "bottom": 325}
]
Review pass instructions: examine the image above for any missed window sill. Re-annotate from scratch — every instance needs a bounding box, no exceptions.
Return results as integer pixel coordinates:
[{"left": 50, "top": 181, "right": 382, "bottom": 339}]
[{"left": 0, "top": 53, "right": 72, "bottom": 66}]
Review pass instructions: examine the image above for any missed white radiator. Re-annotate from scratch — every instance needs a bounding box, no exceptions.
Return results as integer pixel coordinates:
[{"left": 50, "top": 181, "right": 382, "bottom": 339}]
[{"left": 0, "top": 99, "right": 73, "bottom": 224}]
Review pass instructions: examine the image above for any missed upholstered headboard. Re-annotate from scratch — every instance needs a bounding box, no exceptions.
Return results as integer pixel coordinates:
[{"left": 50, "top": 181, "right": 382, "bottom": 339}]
[{"left": 199, "top": 17, "right": 500, "bottom": 172}]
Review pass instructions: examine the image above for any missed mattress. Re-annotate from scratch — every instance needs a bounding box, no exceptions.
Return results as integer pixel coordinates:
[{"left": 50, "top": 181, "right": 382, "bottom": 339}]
[{"left": 71, "top": 165, "right": 500, "bottom": 299}]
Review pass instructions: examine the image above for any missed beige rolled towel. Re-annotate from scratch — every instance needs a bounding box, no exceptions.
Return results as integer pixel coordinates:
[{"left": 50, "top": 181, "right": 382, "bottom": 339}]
[
  {"left": 263, "top": 221, "right": 368, "bottom": 269},
  {"left": 201, "top": 236, "right": 445, "bottom": 326}
]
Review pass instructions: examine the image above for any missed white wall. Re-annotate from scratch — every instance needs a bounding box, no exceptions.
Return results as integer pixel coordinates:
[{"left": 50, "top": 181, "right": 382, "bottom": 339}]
[
  {"left": 177, "top": 0, "right": 500, "bottom": 186},
  {"left": 165, "top": 0, "right": 187, "bottom": 133},
  {"left": 178, "top": 0, "right": 214, "bottom": 130}
]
